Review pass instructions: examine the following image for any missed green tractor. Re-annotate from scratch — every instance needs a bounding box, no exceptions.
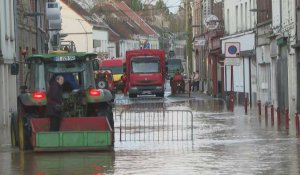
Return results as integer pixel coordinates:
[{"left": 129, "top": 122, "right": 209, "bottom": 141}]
[{"left": 10, "top": 51, "right": 114, "bottom": 151}]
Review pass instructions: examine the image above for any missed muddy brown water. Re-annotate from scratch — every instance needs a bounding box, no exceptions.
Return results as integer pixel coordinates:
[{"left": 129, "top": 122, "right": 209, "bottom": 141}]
[{"left": 1, "top": 97, "right": 300, "bottom": 175}]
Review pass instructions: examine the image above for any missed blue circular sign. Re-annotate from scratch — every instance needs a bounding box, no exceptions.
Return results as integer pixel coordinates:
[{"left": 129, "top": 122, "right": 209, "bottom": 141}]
[{"left": 228, "top": 46, "right": 237, "bottom": 54}]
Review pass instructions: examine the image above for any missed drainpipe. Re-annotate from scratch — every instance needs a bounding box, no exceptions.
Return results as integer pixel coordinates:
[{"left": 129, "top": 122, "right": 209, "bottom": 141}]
[
  {"left": 13, "top": 0, "right": 19, "bottom": 94},
  {"left": 35, "top": 0, "right": 38, "bottom": 53}
]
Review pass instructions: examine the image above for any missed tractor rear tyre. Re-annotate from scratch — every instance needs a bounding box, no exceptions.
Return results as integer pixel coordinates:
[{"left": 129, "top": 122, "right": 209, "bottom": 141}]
[
  {"left": 17, "top": 105, "right": 31, "bottom": 150},
  {"left": 10, "top": 115, "right": 18, "bottom": 147}
]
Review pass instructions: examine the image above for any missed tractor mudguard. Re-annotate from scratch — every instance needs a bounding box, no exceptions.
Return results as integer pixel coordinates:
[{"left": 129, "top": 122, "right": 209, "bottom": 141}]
[
  {"left": 19, "top": 93, "right": 47, "bottom": 106},
  {"left": 86, "top": 89, "right": 113, "bottom": 103}
]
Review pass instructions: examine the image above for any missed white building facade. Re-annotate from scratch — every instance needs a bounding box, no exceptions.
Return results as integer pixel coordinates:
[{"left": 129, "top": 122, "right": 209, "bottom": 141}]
[
  {"left": 271, "top": 0, "right": 297, "bottom": 115},
  {"left": 93, "top": 28, "right": 109, "bottom": 57},
  {"left": 119, "top": 39, "right": 140, "bottom": 58},
  {"left": 60, "top": 1, "right": 93, "bottom": 52},
  {"left": 0, "top": 0, "right": 17, "bottom": 126},
  {"left": 60, "top": 1, "right": 110, "bottom": 58},
  {"left": 221, "top": 0, "right": 257, "bottom": 106}
]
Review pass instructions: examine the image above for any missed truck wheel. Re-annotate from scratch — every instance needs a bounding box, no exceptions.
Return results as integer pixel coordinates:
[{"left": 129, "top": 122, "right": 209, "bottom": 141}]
[
  {"left": 157, "top": 93, "right": 164, "bottom": 98},
  {"left": 10, "top": 116, "right": 18, "bottom": 147},
  {"left": 129, "top": 93, "right": 137, "bottom": 98}
]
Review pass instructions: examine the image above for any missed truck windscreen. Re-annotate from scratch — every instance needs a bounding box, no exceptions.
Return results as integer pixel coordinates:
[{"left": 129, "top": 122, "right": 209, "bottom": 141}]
[
  {"left": 131, "top": 57, "right": 160, "bottom": 73},
  {"left": 100, "top": 66, "right": 123, "bottom": 74}
]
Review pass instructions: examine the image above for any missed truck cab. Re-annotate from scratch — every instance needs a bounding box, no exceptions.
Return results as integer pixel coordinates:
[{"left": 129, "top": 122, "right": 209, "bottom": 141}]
[{"left": 125, "top": 49, "right": 166, "bottom": 98}]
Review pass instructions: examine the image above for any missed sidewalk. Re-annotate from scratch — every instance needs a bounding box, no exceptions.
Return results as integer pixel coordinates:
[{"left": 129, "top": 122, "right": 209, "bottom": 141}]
[{"left": 189, "top": 91, "right": 300, "bottom": 137}]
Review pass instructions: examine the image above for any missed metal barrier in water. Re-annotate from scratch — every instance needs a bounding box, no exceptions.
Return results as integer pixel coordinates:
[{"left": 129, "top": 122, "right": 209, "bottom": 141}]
[
  {"left": 118, "top": 109, "right": 193, "bottom": 141},
  {"left": 113, "top": 97, "right": 166, "bottom": 121}
]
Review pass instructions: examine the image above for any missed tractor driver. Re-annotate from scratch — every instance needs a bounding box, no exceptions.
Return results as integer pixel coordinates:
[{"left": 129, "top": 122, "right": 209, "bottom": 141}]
[
  {"left": 46, "top": 75, "right": 64, "bottom": 131},
  {"left": 50, "top": 73, "right": 79, "bottom": 92}
]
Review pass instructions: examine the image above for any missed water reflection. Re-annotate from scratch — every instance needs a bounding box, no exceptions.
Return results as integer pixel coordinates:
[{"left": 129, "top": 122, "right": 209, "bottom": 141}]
[
  {"left": 188, "top": 99, "right": 226, "bottom": 112},
  {"left": 10, "top": 151, "right": 115, "bottom": 175}
]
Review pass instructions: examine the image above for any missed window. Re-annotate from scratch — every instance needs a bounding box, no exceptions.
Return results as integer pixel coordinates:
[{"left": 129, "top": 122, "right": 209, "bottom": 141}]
[
  {"left": 9, "top": 0, "right": 13, "bottom": 38},
  {"left": 235, "top": 6, "right": 238, "bottom": 32},
  {"left": 47, "top": 3, "right": 58, "bottom": 8},
  {"left": 245, "top": 2, "right": 248, "bottom": 29},
  {"left": 227, "top": 9, "right": 229, "bottom": 33},
  {"left": 250, "top": 0, "right": 252, "bottom": 28},
  {"left": 241, "top": 4, "right": 243, "bottom": 31},
  {"left": 93, "top": 40, "right": 101, "bottom": 48},
  {"left": 4, "top": 0, "right": 7, "bottom": 36},
  {"left": 131, "top": 57, "right": 160, "bottom": 73}
]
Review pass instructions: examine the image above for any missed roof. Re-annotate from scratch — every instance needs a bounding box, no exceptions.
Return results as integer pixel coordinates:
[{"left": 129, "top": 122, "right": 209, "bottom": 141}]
[
  {"left": 61, "top": 0, "right": 108, "bottom": 28},
  {"left": 92, "top": 3, "right": 145, "bottom": 39},
  {"left": 61, "top": 0, "right": 120, "bottom": 42},
  {"left": 114, "top": 2, "right": 158, "bottom": 37},
  {"left": 100, "top": 59, "right": 124, "bottom": 66}
]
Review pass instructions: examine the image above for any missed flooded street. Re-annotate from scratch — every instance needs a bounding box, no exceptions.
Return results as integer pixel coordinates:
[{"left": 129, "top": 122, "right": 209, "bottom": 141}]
[{"left": 1, "top": 92, "right": 300, "bottom": 175}]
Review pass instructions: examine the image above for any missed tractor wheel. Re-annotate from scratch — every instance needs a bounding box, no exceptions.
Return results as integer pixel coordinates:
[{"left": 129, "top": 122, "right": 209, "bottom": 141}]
[
  {"left": 98, "top": 81, "right": 108, "bottom": 89},
  {"left": 97, "top": 103, "right": 114, "bottom": 129},
  {"left": 17, "top": 105, "right": 31, "bottom": 150},
  {"left": 10, "top": 115, "right": 18, "bottom": 147}
]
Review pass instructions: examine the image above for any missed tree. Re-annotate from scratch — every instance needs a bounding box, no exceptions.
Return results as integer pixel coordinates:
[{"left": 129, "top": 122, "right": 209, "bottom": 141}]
[
  {"left": 155, "top": 0, "right": 169, "bottom": 15},
  {"left": 122, "top": 0, "right": 143, "bottom": 11}
]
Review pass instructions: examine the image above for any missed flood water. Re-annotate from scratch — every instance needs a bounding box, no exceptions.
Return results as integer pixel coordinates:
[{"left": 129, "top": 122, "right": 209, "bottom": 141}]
[{"left": 1, "top": 94, "right": 300, "bottom": 175}]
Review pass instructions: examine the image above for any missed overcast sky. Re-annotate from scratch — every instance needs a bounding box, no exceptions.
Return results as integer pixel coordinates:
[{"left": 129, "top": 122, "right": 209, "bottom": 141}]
[
  {"left": 143, "top": 0, "right": 181, "bottom": 13},
  {"left": 165, "top": 0, "right": 181, "bottom": 13}
]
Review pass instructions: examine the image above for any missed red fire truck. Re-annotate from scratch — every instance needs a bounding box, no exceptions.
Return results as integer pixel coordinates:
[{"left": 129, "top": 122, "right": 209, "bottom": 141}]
[{"left": 125, "top": 49, "right": 166, "bottom": 98}]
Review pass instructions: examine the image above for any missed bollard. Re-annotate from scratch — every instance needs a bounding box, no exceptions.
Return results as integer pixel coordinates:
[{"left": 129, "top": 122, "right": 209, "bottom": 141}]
[
  {"left": 244, "top": 95, "right": 248, "bottom": 115},
  {"left": 277, "top": 107, "right": 281, "bottom": 128},
  {"left": 285, "top": 109, "right": 289, "bottom": 130},
  {"left": 295, "top": 113, "right": 299, "bottom": 136},
  {"left": 258, "top": 100, "right": 261, "bottom": 116},
  {"left": 265, "top": 103, "right": 268, "bottom": 125},
  {"left": 271, "top": 105, "right": 274, "bottom": 127},
  {"left": 188, "top": 79, "right": 191, "bottom": 98},
  {"left": 229, "top": 94, "right": 234, "bottom": 112}
]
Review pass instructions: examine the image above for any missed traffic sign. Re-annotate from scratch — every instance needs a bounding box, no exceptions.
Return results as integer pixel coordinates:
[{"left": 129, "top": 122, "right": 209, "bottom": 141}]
[
  {"left": 225, "top": 42, "right": 240, "bottom": 58},
  {"left": 224, "top": 57, "right": 241, "bottom": 66}
]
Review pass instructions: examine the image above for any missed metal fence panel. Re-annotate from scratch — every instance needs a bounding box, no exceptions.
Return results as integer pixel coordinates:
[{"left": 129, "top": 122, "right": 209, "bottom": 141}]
[{"left": 118, "top": 110, "right": 193, "bottom": 141}]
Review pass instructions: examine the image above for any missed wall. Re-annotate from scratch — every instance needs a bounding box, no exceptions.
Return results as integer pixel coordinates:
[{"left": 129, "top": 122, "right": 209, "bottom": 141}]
[
  {"left": 92, "top": 29, "right": 108, "bottom": 54},
  {"left": 224, "top": 0, "right": 256, "bottom": 35},
  {"left": 61, "top": 1, "right": 93, "bottom": 52},
  {"left": 0, "top": 0, "right": 17, "bottom": 126},
  {"left": 271, "top": 0, "right": 297, "bottom": 114},
  {"left": 119, "top": 40, "right": 140, "bottom": 58}
]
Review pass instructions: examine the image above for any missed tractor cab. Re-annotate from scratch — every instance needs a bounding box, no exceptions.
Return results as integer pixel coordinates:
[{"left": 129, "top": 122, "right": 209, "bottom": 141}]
[{"left": 11, "top": 51, "right": 114, "bottom": 151}]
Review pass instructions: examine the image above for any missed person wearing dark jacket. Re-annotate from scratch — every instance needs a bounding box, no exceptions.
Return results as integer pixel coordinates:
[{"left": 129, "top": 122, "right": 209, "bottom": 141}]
[{"left": 45, "top": 75, "right": 64, "bottom": 131}]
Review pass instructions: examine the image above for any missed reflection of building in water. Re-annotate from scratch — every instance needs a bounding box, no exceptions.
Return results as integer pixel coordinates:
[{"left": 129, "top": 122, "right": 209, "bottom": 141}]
[{"left": 189, "top": 99, "right": 226, "bottom": 112}]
